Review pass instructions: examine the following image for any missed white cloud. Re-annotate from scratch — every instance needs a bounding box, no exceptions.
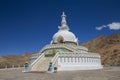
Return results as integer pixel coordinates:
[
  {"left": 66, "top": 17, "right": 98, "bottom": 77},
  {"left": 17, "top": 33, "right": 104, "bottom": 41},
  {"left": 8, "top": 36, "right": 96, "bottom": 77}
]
[
  {"left": 96, "top": 22, "right": 120, "bottom": 30},
  {"left": 96, "top": 25, "right": 106, "bottom": 30},
  {"left": 107, "top": 22, "right": 120, "bottom": 30}
]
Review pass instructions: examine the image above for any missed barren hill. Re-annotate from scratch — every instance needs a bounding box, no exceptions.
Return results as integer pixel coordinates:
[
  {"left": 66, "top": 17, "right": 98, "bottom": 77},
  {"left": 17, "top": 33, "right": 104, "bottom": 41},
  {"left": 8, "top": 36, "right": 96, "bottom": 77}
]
[
  {"left": 81, "top": 33, "right": 120, "bottom": 66},
  {"left": 0, "top": 53, "right": 31, "bottom": 68}
]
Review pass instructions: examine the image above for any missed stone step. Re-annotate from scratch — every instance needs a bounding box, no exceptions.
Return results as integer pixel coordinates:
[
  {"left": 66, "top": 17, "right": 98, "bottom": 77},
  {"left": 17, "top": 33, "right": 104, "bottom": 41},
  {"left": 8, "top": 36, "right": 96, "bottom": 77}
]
[{"left": 30, "top": 57, "right": 53, "bottom": 71}]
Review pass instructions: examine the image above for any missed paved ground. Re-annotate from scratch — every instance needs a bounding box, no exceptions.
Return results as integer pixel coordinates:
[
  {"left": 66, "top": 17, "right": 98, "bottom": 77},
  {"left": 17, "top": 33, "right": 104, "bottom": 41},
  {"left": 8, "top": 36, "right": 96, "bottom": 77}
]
[{"left": 0, "top": 67, "right": 120, "bottom": 80}]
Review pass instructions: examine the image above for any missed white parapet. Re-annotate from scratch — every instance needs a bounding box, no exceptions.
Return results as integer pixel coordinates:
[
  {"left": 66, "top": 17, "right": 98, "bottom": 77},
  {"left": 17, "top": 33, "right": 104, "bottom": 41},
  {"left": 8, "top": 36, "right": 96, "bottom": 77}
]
[{"left": 57, "top": 56, "right": 103, "bottom": 71}]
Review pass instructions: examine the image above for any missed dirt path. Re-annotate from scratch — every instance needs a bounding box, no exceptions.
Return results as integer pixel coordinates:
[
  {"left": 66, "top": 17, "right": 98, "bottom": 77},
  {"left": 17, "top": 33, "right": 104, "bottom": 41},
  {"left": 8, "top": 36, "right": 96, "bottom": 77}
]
[{"left": 0, "top": 67, "right": 120, "bottom": 80}]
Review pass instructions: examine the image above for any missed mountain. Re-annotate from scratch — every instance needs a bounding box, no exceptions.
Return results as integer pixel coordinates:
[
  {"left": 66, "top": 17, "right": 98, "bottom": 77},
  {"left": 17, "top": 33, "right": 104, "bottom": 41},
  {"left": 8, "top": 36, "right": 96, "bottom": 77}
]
[{"left": 81, "top": 33, "right": 120, "bottom": 66}]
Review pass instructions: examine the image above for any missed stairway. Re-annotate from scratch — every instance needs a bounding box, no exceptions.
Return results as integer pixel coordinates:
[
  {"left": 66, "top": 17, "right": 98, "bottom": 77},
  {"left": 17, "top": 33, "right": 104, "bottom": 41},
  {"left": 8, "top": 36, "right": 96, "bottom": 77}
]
[{"left": 30, "top": 57, "right": 53, "bottom": 72}]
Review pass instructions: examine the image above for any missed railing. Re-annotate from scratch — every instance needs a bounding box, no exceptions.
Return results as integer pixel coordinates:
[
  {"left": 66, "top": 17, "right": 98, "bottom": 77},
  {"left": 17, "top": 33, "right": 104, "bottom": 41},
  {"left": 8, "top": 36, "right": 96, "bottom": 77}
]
[
  {"left": 0, "top": 64, "right": 23, "bottom": 70},
  {"left": 40, "top": 44, "right": 89, "bottom": 54},
  {"left": 57, "top": 52, "right": 100, "bottom": 58},
  {"left": 30, "top": 53, "right": 44, "bottom": 66},
  {"left": 40, "top": 44, "right": 75, "bottom": 52},
  {"left": 51, "top": 52, "right": 59, "bottom": 67}
]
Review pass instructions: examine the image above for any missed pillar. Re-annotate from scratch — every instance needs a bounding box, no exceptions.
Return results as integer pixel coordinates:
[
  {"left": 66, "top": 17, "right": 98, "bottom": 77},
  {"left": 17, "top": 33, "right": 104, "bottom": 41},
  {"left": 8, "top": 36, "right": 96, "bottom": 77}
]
[
  {"left": 72, "top": 57, "right": 75, "bottom": 62},
  {"left": 62, "top": 57, "right": 64, "bottom": 63},
  {"left": 76, "top": 57, "right": 78, "bottom": 62},
  {"left": 69, "top": 57, "right": 71, "bottom": 63}
]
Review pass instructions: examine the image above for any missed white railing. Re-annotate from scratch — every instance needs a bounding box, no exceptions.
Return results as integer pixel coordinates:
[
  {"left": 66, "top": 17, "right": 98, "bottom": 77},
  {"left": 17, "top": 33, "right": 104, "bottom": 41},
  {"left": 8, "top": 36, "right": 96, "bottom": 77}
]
[
  {"left": 30, "top": 53, "right": 44, "bottom": 66},
  {"left": 57, "top": 52, "right": 100, "bottom": 58},
  {"left": 0, "top": 64, "right": 22, "bottom": 70},
  {"left": 40, "top": 44, "right": 75, "bottom": 52},
  {"left": 40, "top": 44, "right": 89, "bottom": 54},
  {"left": 51, "top": 52, "right": 59, "bottom": 67}
]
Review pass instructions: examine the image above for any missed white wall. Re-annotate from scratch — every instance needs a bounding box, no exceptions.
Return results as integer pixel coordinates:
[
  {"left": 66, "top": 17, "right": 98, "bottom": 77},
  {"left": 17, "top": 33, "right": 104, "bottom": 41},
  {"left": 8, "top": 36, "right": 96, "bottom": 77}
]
[{"left": 57, "top": 57, "right": 103, "bottom": 71}]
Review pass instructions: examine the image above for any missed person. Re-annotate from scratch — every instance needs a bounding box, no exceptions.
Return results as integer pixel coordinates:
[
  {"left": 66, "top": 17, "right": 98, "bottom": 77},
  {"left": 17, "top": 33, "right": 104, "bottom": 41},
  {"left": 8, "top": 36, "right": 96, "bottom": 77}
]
[
  {"left": 48, "top": 62, "right": 53, "bottom": 72},
  {"left": 24, "top": 62, "right": 29, "bottom": 72},
  {"left": 54, "top": 66, "right": 57, "bottom": 73}
]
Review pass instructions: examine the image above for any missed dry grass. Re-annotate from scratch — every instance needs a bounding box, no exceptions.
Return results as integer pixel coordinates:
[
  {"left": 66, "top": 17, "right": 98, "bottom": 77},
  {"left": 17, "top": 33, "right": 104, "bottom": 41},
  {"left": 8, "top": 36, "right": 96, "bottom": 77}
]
[{"left": 0, "top": 54, "right": 30, "bottom": 68}]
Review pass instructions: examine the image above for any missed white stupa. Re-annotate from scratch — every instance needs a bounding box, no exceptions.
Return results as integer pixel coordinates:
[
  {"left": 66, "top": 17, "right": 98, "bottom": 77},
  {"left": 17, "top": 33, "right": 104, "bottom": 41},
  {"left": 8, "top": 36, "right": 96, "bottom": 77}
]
[
  {"left": 29, "top": 12, "right": 103, "bottom": 72},
  {"left": 51, "top": 12, "right": 78, "bottom": 45}
]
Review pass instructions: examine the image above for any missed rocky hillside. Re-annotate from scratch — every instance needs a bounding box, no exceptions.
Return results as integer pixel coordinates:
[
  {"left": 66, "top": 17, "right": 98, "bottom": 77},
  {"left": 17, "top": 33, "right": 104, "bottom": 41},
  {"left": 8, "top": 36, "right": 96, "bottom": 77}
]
[
  {"left": 81, "top": 33, "right": 120, "bottom": 66},
  {"left": 0, "top": 53, "right": 31, "bottom": 68}
]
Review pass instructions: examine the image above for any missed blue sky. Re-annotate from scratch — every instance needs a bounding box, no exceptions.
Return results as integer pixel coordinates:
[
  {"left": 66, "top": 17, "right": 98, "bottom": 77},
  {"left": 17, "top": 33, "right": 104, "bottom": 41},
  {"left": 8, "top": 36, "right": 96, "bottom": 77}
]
[{"left": 0, "top": 0, "right": 120, "bottom": 56}]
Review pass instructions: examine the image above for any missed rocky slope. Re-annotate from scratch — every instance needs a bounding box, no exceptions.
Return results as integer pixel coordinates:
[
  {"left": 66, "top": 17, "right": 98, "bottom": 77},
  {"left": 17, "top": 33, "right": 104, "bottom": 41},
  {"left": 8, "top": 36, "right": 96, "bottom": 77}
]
[
  {"left": 0, "top": 53, "right": 31, "bottom": 68},
  {"left": 81, "top": 33, "right": 120, "bottom": 66}
]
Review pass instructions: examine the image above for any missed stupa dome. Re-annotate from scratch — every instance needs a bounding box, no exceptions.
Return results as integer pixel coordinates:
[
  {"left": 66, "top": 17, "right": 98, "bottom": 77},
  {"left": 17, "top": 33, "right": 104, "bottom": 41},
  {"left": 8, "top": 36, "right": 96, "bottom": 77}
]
[
  {"left": 51, "top": 12, "right": 78, "bottom": 44},
  {"left": 52, "top": 29, "right": 77, "bottom": 43}
]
